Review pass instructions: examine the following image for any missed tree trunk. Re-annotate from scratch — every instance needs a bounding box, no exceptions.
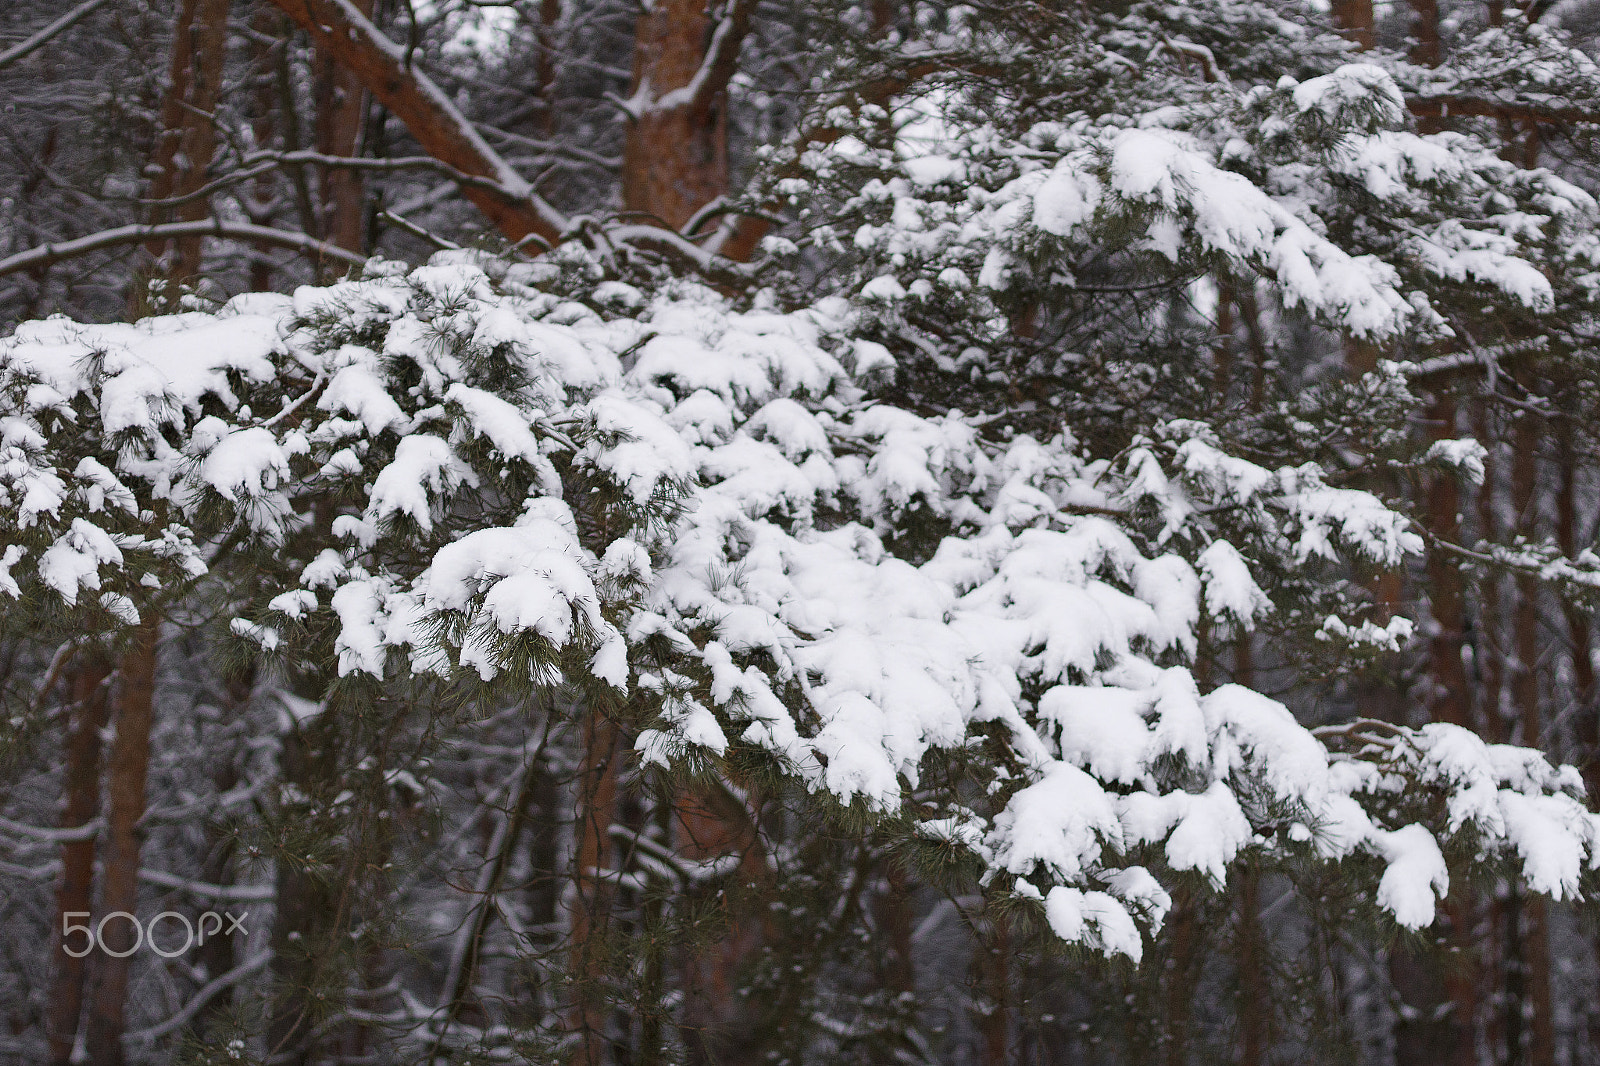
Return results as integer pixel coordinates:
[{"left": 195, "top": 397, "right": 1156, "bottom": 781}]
[
  {"left": 1232, "top": 636, "right": 1271, "bottom": 1066},
  {"left": 1424, "top": 392, "right": 1481, "bottom": 1066},
  {"left": 1163, "top": 889, "right": 1204, "bottom": 1066},
  {"left": 266, "top": 710, "right": 339, "bottom": 1066},
  {"left": 312, "top": 0, "right": 374, "bottom": 257},
  {"left": 675, "top": 779, "right": 768, "bottom": 1066},
  {"left": 46, "top": 652, "right": 114, "bottom": 1066},
  {"left": 533, "top": 0, "right": 562, "bottom": 137},
  {"left": 1236, "top": 868, "right": 1269, "bottom": 1066},
  {"left": 140, "top": 0, "right": 232, "bottom": 290},
  {"left": 972, "top": 911, "right": 1011, "bottom": 1066},
  {"left": 244, "top": 6, "right": 289, "bottom": 292},
  {"left": 1330, "top": 0, "right": 1375, "bottom": 50},
  {"left": 267, "top": 0, "right": 566, "bottom": 246},
  {"left": 188, "top": 667, "right": 252, "bottom": 1040},
  {"left": 620, "top": 0, "right": 745, "bottom": 229},
  {"left": 1511, "top": 409, "right": 1555, "bottom": 1066},
  {"left": 568, "top": 714, "right": 621, "bottom": 1066},
  {"left": 1558, "top": 422, "right": 1600, "bottom": 1057},
  {"left": 84, "top": 618, "right": 160, "bottom": 1066}
]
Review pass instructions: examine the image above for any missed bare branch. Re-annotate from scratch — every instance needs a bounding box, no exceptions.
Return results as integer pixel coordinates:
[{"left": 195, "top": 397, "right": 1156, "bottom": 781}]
[
  {"left": 0, "top": 0, "right": 112, "bottom": 72},
  {"left": 380, "top": 210, "right": 462, "bottom": 251},
  {"left": 123, "top": 953, "right": 271, "bottom": 1046},
  {"left": 143, "top": 150, "right": 524, "bottom": 211},
  {"left": 0, "top": 220, "right": 367, "bottom": 279},
  {"left": 0, "top": 815, "right": 102, "bottom": 843},
  {"left": 138, "top": 867, "right": 276, "bottom": 902}
]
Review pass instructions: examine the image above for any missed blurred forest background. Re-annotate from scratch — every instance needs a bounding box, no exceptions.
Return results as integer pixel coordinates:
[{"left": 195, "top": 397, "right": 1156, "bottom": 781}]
[{"left": 8, "top": 1, "right": 1600, "bottom": 1065}]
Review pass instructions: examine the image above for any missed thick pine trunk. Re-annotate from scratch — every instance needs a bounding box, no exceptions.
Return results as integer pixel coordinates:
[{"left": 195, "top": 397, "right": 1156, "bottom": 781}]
[
  {"left": 46, "top": 652, "right": 114, "bottom": 1066},
  {"left": 621, "top": 0, "right": 733, "bottom": 228},
  {"left": 141, "top": 0, "right": 232, "bottom": 288},
  {"left": 84, "top": 618, "right": 160, "bottom": 1066},
  {"left": 1330, "top": 0, "right": 1375, "bottom": 50}
]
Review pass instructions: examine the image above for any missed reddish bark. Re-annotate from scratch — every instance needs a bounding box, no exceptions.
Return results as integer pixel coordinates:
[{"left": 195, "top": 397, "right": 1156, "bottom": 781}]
[
  {"left": 1164, "top": 891, "right": 1201, "bottom": 1066},
  {"left": 45, "top": 653, "right": 114, "bottom": 1066},
  {"left": 84, "top": 618, "right": 160, "bottom": 1066},
  {"left": 533, "top": 0, "right": 562, "bottom": 137},
  {"left": 141, "top": 0, "right": 233, "bottom": 287},
  {"left": 1330, "top": 0, "right": 1375, "bottom": 50},
  {"left": 675, "top": 780, "right": 768, "bottom": 1066},
  {"left": 266, "top": 0, "right": 566, "bottom": 246},
  {"left": 620, "top": 0, "right": 751, "bottom": 229},
  {"left": 312, "top": 0, "right": 374, "bottom": 256}
]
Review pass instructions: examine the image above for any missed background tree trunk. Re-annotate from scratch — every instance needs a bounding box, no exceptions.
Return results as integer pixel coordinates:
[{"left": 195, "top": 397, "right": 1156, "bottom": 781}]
[
  {"left": 45, "top": 652, "right": 113, "bottom": 1066},
  {"left": 139, "top": 0, "right": 232, "bottom": 290},
  {"left": 312, "top": 0, "right": 374, "bottom": 258},
  {"left": 84, "top": 618, "right": 159, "bottom": 1066},
  {"left": 568, "top": 714, "right": 621, "bottom": 1066},
  {"left": 1512, "top": 407, "right": 1556, "bottom": 1066}
]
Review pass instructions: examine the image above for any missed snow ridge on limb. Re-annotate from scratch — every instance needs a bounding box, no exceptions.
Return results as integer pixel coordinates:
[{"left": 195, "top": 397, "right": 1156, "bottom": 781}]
[{"left": 4, "top": 261, "right": 1597, "bottom": 966}]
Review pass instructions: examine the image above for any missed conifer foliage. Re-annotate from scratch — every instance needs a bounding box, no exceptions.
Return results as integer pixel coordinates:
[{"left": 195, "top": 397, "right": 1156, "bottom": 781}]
[{"left": 7, "top": 0, "right": 1600, "bottom": 1063}]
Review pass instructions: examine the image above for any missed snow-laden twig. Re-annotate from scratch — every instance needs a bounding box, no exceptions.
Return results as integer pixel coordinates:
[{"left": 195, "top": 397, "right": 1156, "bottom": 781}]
[
  {"left": 0, "top": 814, "right": 102, "bottom": 842},
  {"left": 123, "top": 952, "right": 271, "bottom": 1046},
  {"left": 0, "top": 219, "right": 367, "bottom": 279},
  {"left": 0, "top": 0, "right": 111, "bottom": 72}
]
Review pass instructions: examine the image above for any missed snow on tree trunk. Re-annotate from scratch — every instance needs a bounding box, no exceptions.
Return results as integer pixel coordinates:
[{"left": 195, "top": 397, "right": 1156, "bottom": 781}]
[{"left": 620, "top": 0, "right": 743, "bottom": 229}]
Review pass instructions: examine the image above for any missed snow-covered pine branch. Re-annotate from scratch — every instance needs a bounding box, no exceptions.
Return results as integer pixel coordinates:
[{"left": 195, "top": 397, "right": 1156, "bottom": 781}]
[{"left": 5, "top": 258, "right": 1596, "bottom": 965}]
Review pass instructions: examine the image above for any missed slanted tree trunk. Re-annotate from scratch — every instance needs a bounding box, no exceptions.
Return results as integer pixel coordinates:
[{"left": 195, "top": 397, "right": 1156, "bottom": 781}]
[
  {"left": 46, "top": 651, "right": 114, "bottom": 1066},
  {"left": 139, "top": 0, "right": 232, "bottom": 291},
  {"left": 266, "top": 0, "right": 567, "bottom": 246},
  {"left": 84, "top": 617, "right": 160, "bottom": 1066}
]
